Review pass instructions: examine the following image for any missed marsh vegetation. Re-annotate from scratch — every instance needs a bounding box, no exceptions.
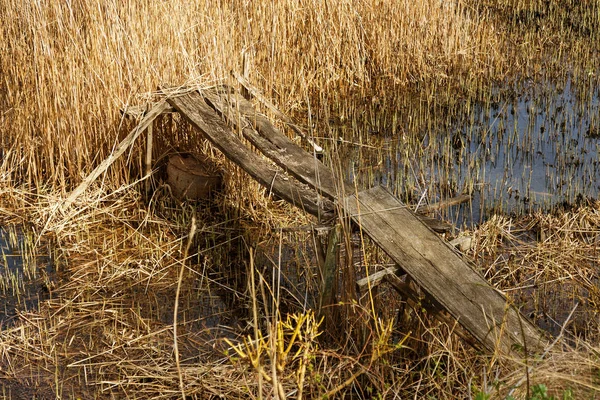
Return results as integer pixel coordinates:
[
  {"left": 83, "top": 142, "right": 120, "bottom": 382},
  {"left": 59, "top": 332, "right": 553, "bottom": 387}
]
[{"left": 1, "top": 0, "right": 600, "bottom": 398}]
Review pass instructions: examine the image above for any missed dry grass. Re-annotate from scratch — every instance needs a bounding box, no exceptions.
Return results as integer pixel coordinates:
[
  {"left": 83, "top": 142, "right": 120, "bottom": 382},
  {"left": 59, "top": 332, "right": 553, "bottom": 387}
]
[
  {"left": 1, "top": 0, "right": 600, "bottom": 398},
  {"left": 0, "top": 0, "right": 553, "bottom": 190},
  {"left": 4, "top": 186, "right": 600, "bottom": 398}
]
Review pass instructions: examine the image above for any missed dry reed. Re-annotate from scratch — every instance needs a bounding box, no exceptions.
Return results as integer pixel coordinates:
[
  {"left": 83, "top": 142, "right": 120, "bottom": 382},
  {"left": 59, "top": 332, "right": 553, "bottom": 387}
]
[{"left": 1, "top": 0, "right": 600, "bottom": 398}]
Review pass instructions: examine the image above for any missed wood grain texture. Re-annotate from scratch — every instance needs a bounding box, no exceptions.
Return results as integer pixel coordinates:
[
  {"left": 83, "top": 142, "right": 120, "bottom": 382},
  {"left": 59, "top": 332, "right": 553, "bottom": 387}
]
[
  {"left": 167, "top": 91, "right": 333, "bottom": 219},
  {"left": 204, "top": 89, "right": 352, "bottom": 199},
  {"left": 343, "top": 186, "right": 546, "bottom": 355}
]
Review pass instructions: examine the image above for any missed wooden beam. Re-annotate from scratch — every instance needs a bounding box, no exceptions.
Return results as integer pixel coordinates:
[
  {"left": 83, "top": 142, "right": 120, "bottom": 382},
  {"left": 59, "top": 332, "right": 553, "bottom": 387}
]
[
  {"left": 356, "top": 266, "right": 401, "bottom": 291},
  {"left": 121, "top": 102, "right": 174, "bottom": 119},
  {"left": 62, "top": 99, "right": 170, "bottom": 211},
  {"left": 167, "top": 91, "right": 333, "bottom": 220},
  {"left": 204, "top": 90, "right": 352, "bottom": 199},
  {"left": 343, "top": 186, "right": 546, "bottom": 355},
  {"left": 417, "top": 194, "right": 471, "bottom": 214},
  {"left": 232, "top": 71, "right": 323, "bottom": 154}
]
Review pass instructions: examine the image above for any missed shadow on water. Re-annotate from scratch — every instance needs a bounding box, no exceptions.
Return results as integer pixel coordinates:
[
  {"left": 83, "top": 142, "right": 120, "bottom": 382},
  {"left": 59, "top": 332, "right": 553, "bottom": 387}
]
[{"left": 0, "top": 226, "right": 55, "bottom": 327}]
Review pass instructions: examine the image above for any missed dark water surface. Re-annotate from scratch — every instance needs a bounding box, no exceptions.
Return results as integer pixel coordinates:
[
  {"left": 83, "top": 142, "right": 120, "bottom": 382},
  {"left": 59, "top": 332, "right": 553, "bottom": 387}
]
[
  {"left": 337, "top": 76, "right": 600, "bottom": 227},
  {"left": 0, "top": 227, "right": 54, "bottom": 326},
  {"left": 454, "top": 78, "right": 600, "bottom": 224}
]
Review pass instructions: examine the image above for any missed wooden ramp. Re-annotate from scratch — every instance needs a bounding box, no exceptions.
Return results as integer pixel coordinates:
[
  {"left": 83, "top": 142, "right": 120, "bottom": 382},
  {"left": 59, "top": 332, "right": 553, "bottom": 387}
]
[
  {"left": 344, "top": 186, "right": 544, "bottom": 354},
  {"left": 165, "top": 87, "right": 546, "bottom": 355},
  {"left": 77, "top": 85, "right": 546, "bottom": 356}
]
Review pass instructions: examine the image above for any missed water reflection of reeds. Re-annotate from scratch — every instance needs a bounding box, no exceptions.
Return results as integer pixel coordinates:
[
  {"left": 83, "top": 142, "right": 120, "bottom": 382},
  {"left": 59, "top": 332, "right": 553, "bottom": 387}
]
[
  {"left": 327, "top": 75, "right": 600, "bottom": 227},
  {"left": 0, "top": 226, "right": 54, "bottom": 325}
]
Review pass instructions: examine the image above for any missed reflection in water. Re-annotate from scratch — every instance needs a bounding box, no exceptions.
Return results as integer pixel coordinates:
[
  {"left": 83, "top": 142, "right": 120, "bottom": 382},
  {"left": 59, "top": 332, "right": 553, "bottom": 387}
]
[
  {"left": 456, "top": 78, "right": 600, "bottom": 224},
  {"left": 335, "top": 77, "right": 600, "bottom": 226},
  {"left": 0, "top": 226, "right": 54, "bottom": 326}
]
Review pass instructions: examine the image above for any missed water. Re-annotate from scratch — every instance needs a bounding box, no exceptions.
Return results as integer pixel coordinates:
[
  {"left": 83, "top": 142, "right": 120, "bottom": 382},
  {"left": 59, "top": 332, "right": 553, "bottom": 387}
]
[
  {"left": 454, "top": 78, "right": 600, "bottom": 224},
  {"left": 0, "top": 226, "right": 55, "bottom": 326},
  {"left": 337, "top": 76, "right": 600, "bottom": 227}
]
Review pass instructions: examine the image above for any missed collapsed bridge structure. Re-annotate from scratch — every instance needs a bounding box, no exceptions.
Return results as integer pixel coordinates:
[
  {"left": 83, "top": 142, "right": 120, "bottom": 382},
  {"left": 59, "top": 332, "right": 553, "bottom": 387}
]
[{"left": 64, "top": 79, "right": 547, "bottom": 357}]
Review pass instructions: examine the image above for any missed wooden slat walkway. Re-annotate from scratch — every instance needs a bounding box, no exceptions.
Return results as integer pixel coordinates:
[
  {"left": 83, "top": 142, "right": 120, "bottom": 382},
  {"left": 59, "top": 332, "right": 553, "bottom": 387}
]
[{"left": 343, "top": 186, "right": 544, "bottom": 354}]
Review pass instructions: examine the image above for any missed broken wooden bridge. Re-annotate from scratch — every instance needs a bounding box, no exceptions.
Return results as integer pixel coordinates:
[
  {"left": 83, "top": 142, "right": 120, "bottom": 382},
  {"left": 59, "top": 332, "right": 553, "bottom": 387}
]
[{"left": 68, "top": 83, "right": 547, "bottom": 356}]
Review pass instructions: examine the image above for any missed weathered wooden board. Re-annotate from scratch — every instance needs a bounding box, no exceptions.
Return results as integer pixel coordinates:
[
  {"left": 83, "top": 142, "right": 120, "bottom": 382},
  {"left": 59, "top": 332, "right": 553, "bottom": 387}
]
[
  {"left": 232, "top": 71, "right": 323, "bottom": 153},
  {"left": 204, "top": 90, "right": 351, "bottom": 199},
  {"left": 203, "top": 89, "right": 452, "bottom": 233},
  {"left": 121, "top": 102, "right": 175, "bottom": 119},
  {"left": 356, "top": 266, "right": 401, "bottom": 291},
  {"left": 167, "top": 92, "right": 333, "bottom": 219},
  {"left": 343, "top": 186, "right": 546, "bottom": 355},
  {"left": 418, "top": 194, "right": 471, "bottom": 214}
]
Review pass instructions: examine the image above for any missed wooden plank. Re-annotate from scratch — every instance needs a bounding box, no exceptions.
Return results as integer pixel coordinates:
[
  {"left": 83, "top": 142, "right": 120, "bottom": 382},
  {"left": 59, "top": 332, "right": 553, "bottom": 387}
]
[
  {"left": 232, "top": 71, "right": 323, "bottom": 154},
  {"left": 343, "top": 186, "right": 546, "bottom": 355},
  {"left": 204, "top": 89, "right": 453, "bottom": 233},
  {"left": 121, "top": 102, "right": 175, "bottom": 119},
  {"left": 204, "top": 90, "right": 351, "bottom": 199},
  {"left": 167, "top": 92, "right": 333, "bottom": 219},
  {"left": 356, "top": 266, "right": 401, "bottom": 291},
  {"left": 417, "top": 194, "right": 471, "bottom": 214},
  {"left": 62, "top": 99, "right": 170, "bottom": 211}
]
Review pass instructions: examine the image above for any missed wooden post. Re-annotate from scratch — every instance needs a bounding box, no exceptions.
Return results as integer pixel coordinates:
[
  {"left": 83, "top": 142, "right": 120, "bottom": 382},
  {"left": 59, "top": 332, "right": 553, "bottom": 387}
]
[
  {"left": 144, "top": 121, "right": 153, "bottom": 197},
  {"left": 319, "top": 225, "right": 340, "bottom": 311},
  {"left": 240, "top": 51, "right": 251, "bottom": 99}
]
